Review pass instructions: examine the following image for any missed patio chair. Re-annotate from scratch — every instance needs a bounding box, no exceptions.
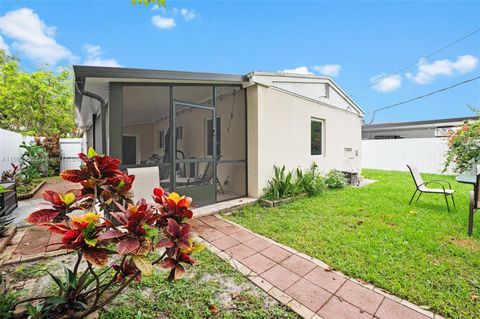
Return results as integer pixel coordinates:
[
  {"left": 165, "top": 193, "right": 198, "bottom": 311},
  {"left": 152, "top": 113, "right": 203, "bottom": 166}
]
[
  {"left": 407, "top": 164, "right": 455, "bottom": 212},
  {"left": 187, "top": 156, "right": 224, "bottom": 194},
  {"left": 127, "top": 166, "right": 160, "bottom": 202},
  {"left": 468, "top": 165, "right": 480, "bottom": 236}
]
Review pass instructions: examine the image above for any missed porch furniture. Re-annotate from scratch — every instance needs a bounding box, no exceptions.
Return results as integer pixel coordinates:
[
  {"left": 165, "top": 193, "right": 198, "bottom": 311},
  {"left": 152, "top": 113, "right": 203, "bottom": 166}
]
[
  {"left": 187, "top": 156, "right": 224, "bottom": 194},
  {"left": 407, "top": 164, "right": 455, "bottom": 212},
  {"left": 456, "top": 165, "right": 480, "bottom": 236},
  {"left": 127, "top": 166, "right": 160, "bottom": 201},
  {"left": 0, "top": 182, "right": 18, "bottom": 215}
]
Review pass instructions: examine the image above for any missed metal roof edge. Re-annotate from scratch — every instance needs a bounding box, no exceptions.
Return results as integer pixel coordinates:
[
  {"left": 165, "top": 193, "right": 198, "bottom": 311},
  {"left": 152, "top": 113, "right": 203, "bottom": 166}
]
[
  {"left": 73, "top": 65, "right": 247, "bottom": 83},
  {"left": 363, "top": 116, "right": 479, "bottom": 130}
]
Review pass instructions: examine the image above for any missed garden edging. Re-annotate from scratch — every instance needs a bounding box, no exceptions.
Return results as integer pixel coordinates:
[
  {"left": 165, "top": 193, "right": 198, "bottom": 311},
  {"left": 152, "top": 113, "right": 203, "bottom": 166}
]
[
  {"left": 258, "top": 194, "right": 308, "bottom": 207},
  {"left": 17, "top": 180, "right": 46, "bottom": 200}
]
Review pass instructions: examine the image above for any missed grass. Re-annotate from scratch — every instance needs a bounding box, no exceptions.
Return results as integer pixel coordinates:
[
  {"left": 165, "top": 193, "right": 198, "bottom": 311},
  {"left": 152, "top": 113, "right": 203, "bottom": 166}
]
[
  {"left": 224, "top": 169, "right": 480, "bottom": 319},
  {"left": 11, "top": 262, "right": 54, "bottom": 281},
  {"left": 3, "top": 250, "right": 296, "bottom": 319},
  {"left": 100, "top": 249, "right": 297, "bottom": 319}
]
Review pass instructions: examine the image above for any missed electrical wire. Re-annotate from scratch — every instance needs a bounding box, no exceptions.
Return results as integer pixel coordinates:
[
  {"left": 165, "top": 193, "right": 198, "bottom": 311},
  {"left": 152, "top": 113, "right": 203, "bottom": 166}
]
[
  {"left": 352, "top": 27, "right": 480, "bottom": 96},
  {"left": 368, "top": 75, "right": 480, "bottom": 124}
]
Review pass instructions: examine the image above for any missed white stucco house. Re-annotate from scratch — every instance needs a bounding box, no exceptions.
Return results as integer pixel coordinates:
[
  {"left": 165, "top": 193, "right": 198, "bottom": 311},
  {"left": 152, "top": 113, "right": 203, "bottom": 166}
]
[{"left": 74, "top": 66, "right": 364, "bottom": 206}]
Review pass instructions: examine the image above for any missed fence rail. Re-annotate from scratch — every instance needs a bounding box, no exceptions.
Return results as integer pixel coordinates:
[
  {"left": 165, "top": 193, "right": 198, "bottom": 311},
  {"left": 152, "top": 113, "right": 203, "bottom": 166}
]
[
  {"left": 59, "top": 138, "right": 85, "bottom": 171},
  {"left": 361, "top": 138, "right": 453, "bottom": 174}
]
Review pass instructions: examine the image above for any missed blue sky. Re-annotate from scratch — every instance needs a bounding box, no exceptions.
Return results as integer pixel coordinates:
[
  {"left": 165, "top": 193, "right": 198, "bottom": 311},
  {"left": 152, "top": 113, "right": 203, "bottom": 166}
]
[{"left": 0, "top": 0, "right": 479, "bottom": 123}]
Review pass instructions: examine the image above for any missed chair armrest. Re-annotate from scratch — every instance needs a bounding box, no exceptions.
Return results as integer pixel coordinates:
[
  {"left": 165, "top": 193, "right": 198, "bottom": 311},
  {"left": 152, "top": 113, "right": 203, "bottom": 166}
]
[
  {"left": 428, "top": 179, "right": 452, "bottom": 189},
  {"left": 424, "top": 181, "right": 446, "bottom": 192}
]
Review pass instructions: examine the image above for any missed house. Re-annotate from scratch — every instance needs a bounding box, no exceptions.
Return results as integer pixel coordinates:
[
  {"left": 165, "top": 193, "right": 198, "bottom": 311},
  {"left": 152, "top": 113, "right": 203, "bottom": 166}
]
[
  {"left": 362, "top": 116, "right": 478, "bottom": 140},
  {"left": 74, "top": 66, "right": 364, "bottom": 206}
]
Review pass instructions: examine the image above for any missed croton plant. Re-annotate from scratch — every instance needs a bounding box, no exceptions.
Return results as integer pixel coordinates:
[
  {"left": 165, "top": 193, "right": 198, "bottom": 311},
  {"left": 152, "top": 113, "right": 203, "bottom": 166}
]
[{"left": 21, "top": 148, "right": 201, "bottom": 319}]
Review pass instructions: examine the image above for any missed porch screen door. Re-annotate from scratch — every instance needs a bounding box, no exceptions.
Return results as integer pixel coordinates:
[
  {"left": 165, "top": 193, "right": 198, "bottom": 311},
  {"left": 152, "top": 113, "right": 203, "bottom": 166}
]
[{"left": 172, "top": 101, "right": 217, "bottom": 206}]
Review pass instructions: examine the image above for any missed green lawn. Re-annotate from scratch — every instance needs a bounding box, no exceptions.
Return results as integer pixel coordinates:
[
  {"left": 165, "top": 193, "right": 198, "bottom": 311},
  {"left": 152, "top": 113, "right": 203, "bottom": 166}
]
[
  {"left": 100, "top": 250, "right": 297, "bottom": 319},
  {"left": 224, "top": 169, "right": 480, "bottom": 319}
]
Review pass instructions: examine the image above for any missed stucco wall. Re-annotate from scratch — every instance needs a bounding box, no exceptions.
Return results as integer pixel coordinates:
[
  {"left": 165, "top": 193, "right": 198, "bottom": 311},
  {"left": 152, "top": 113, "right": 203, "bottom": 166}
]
[
  {"left": 247, "top": 85, "right": 363, "bottom": 197},
  {"left": 123, "top": 122, "right": 155, "bottom": 162}
]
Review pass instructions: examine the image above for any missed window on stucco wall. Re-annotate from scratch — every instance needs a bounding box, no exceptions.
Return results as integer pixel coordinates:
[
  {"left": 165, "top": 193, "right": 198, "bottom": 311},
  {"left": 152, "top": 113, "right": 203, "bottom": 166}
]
[{"left": 311, "top": 118, "right": 324, "bottom": 155}]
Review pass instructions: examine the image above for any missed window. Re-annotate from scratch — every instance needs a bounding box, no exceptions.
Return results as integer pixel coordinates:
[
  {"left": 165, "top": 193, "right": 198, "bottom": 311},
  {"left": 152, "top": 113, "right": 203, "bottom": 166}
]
[
  {"left": 311, "top": 119, "right": 324, "bottom": 155},
  {"left": 176, "top": 126, "right": 183, "bottom": 140},
  {"left": 207, "top": 117, "right": 221, "bottom": 156},
  {"left": 159, "top": 131, "right": 164, "bottom": 148}
]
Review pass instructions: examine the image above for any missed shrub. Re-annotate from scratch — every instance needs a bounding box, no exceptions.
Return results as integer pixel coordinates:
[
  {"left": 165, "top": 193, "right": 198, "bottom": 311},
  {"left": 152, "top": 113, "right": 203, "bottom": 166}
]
[
  {"left": 0, "top": 185, "right": 14, "bottom": 237},
  {"left": 444, "top": 117, "right": 480, "bottom": 173},
  {"left": 1, "top": 163, "right": 19, "bottom": 183},
  {"left": 324, "top": 170, "right": 348, "bottom": 189},
  {"left": 264, "top": 163, "right": 326, "bottom": 200},
  {"left": 263, "top": 165, "right": 298, "bottom": 200},
  {"left": 41, "top": 135, "right": 61, "bottom": 176},
  {"left": 20, "top": 148, "right": 201, "bottom": 318},
  {"left": 295, "top": 163, "right": 325, "bottom": 196},
  {"left": 19, "top": 141, "right": 49, "bottom": 180}
]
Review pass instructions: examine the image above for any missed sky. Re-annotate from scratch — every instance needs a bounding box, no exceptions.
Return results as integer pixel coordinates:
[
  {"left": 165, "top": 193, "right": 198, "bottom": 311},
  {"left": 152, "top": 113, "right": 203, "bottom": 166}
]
[{"left": 0, "top": 0, "right": 479, "bottom": 123}]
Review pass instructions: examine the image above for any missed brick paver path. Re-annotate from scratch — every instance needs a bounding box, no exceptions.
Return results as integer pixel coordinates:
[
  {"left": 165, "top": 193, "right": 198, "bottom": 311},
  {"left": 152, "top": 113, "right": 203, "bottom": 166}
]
[
  {"left": 0, "top": 227, "right": 69, "bottom": 265},
  {"left": 32, "top": 179, "right": 80, "bottom": 200},
  {"left": 192, "top": 214, "right": 443, "bottom": 319}
]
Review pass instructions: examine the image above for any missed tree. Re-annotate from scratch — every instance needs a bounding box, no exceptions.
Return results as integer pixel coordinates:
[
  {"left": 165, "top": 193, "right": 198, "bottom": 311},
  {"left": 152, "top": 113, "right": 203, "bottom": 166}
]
[
  {"left": 131, "top": 0, "right": 165, "bottom": 7},
  {"left": 0, "top": 50, "right": 76, "bottom": 136},
  {"left": 444, "top": 112, "right": 480, "bottom": 174}
]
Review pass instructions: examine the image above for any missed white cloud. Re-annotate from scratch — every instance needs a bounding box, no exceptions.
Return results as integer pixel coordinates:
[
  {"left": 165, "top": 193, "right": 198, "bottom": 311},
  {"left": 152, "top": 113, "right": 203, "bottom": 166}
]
[
  {"left": 83, "top": 44, "right": 121, "bottom": 67},
  {"left": 406, "top": 55, "right": 478, "bottom": 84},
  {"left": 0, "top": 35, "right": 9, "bottom": 54},
  {"left": 151, "top": 15, "right": 176, "bottom": 30},
  {"left": 313, "top": 64, "right": 341, "bottom": 77},
  {"left": 279, "top": 66, "right": 313, "bottom": 75},
  {"left": 151, "top": 4, "right": 163, "bottom": 11},
  {"left": 370, "top": 73, "right": 402, "bottom": 92},
  {"left": 0, "top": 8, "right": 76, "bottom": 65},
  {"left": 180, "top": 8, "right": 196, "bottom": 21}
]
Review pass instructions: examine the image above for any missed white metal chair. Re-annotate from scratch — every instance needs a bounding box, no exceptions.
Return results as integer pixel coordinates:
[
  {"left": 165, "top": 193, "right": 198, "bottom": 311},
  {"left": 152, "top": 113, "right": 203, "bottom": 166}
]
[
  {"left": 407, "top": 164, "right": 455, "bottom": 212},
  {"left": 127, "top": 166, "right": 160, "bottom": 202}
]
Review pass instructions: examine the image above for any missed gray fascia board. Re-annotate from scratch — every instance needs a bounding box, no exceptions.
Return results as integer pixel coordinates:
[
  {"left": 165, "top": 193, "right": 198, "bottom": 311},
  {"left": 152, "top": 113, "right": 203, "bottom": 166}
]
[{"left": 73, "top": 65, "right": 246, "bottom": 83}]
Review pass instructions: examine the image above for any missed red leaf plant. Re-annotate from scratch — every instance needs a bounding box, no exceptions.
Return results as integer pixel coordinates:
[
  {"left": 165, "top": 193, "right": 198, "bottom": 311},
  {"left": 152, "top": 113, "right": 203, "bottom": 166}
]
[{"left": 21, "top": 148, "right": 201, "bottom": 319}]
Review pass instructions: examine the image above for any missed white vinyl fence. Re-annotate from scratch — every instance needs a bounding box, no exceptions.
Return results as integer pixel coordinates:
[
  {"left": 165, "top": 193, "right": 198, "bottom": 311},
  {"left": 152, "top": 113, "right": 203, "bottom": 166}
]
[
  {"left": 0, "top": 128, "right": 35, "bottom": 173},
  {"left": 60, "top": 138, "right": 86, "bottom": 171},
  {"left": 361, "top": 138, "right": 452, "bottom": 174}
]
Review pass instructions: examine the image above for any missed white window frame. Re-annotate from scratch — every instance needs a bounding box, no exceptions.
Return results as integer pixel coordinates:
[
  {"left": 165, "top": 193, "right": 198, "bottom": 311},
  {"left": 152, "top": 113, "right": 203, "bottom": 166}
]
[{"left": 311, "top": 118, "right": 325, "bottom": 156}]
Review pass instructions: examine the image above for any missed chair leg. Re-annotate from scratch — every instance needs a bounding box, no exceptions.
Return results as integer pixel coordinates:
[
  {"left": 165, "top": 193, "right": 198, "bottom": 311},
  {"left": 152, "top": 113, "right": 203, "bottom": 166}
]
[
  {"left": 451, "top": 193, "right": 456, "bottom": 207},
  {"left": 409, "top": 189, "right": 418, "bottom": 205},
  {"left": 217, "top": 177, "right": 225, "bottom": 194},
  {"left": 468, "top": 191, "right": 475, "bottom": 236},
  {"left": 416, "top": 192, "right": 422, "bottom": 202},
  {"left": 444, "top": 193, "right": 450, "bottom": 213}
]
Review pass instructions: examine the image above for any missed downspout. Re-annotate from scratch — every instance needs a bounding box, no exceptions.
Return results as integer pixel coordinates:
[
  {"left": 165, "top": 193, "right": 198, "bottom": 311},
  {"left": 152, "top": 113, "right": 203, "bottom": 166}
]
[{"left": 75, "top": 78, "right": 107, "bottom": 154}]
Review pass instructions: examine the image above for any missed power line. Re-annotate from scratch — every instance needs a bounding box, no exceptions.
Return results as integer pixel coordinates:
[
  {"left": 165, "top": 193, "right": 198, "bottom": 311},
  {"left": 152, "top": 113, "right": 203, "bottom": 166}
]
[
  {"left": 368, "top": 75, "right": 480, "bottom": 124},
  {"left": 352, "top": 27, "right": 480, "bottom": 96}
]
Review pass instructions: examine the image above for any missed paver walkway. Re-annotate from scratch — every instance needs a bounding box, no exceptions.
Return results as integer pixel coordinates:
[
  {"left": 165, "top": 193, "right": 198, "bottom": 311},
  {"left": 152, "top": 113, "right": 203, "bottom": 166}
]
[
  {"left": 192, "top": 214, "right": 443, "bottom": 319},
  {"left": 0, "top": 227, "right": 69, "bottom": 265}
]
